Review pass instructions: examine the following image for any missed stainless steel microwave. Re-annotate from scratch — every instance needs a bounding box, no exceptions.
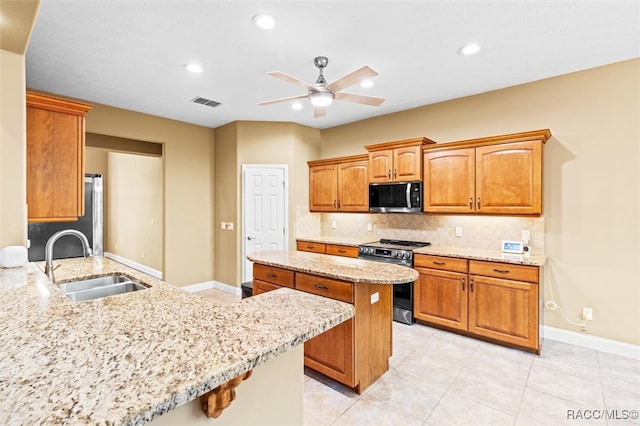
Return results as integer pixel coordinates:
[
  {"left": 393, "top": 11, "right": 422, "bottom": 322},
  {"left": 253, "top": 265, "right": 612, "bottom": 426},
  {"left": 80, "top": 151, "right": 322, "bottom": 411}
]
[{"left": 369, "top": 181, "right": 423, "bottom": 213}]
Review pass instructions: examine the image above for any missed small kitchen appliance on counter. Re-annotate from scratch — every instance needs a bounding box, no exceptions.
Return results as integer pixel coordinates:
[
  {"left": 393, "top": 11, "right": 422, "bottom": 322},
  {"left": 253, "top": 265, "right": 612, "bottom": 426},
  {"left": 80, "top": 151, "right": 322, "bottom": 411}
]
[{"left": 358, "top": 239, "right": 430, "bottom": 324}]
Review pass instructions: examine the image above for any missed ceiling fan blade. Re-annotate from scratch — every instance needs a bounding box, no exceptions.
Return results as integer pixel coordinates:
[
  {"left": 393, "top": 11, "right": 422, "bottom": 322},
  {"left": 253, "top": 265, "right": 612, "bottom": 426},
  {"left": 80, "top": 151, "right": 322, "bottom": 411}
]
[
  {"left": 314, "top": 107, "right": 327, "bottom": 118},
  {"left": 267, "top": 71, "right": 315, "bottom": 91},
  {"left": 335, "top": 92, "right": 385, "bottom": 107},
  {"left": 326, "top": 66, "right": 378, "bottom": 92},
  {"left": 258, "top": 94, "right": 307, "bottom": 106}
]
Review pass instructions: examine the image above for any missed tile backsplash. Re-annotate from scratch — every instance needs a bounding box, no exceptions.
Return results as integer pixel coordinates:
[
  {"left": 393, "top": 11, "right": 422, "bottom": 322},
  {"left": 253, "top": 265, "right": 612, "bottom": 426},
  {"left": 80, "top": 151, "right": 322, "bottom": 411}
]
[{"left": 302, "top": 212, "right": 544, "bottom": 253}]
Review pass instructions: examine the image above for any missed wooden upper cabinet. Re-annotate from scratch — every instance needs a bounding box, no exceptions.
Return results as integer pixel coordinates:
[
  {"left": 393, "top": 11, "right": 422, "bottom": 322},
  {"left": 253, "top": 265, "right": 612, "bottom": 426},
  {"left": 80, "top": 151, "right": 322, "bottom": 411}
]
[
  {"left": 423, "top": 148, "right": 476, "bottom": 213},
  {"left": 309, "top": 164, "right": 338, "bottom": 211},
  {"left": 26, "top": 92, "right": 92, "bottom": 222},
  {"left": 476, "top": 141, "right": 542, "bottom": 215},
  {"left": 423, "top": 129, "right": 550, "bottom": 216},
  {"left": 308, "top": 155, "right": 369, "bottom": 212},
  {"left": 366, "top": 137, "right": 435, "bottom": 183}
]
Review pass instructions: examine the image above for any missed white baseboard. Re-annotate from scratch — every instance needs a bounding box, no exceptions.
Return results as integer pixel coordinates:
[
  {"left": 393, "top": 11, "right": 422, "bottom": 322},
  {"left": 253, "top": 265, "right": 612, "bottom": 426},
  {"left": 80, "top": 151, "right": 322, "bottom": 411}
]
[
  {"left": 543, "top": 325, "right": 640, "bottom": 360},
  {"left": 104, "top": 252, "right": 163, "bottom": 279},
  {"left": 182, "top": 280, "right": 242, "bottom": 296}
]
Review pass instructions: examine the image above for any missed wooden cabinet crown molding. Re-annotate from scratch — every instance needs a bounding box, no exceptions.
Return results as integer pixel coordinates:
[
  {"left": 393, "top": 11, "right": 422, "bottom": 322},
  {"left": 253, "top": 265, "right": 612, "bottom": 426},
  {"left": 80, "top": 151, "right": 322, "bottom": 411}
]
[
  {"left": 364, "top": 137, "right": 436, "bottom": 152},
  {"left": 423, "top": 129, "right": 551, "bottom": 152},
  {"left": 307, "top": 153, "right": 369, "bottom": 168},
  {"left": 26, "top": 91, "right": 92, "bottom": 116}
]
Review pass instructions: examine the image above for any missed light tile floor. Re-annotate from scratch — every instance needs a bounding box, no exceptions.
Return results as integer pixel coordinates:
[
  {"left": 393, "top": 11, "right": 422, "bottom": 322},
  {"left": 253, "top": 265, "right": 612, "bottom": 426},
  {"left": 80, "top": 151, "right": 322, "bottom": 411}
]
[{"left": 193, "top": 288, "right": 640, "bottom": 426}]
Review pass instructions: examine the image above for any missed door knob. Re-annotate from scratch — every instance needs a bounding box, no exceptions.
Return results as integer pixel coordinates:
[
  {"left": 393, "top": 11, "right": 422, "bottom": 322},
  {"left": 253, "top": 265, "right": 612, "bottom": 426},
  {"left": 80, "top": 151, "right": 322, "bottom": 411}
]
[{"left": 247, "top": 236, "right": 256, "bottom": 240}]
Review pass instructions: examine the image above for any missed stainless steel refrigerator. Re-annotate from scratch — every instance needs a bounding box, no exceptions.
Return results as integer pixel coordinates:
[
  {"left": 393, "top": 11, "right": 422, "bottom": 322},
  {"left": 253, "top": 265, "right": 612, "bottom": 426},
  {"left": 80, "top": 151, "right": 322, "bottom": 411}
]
[{"left": 28, "top": 174, "right": 104, "bottom": 262}]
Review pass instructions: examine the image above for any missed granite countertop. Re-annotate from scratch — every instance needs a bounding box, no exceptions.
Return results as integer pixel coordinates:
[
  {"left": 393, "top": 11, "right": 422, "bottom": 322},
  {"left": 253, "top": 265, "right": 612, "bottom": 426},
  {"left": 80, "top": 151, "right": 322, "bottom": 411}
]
[
  {"left": 0, "top": 257, "right": 354, "bottom": 425},
  {"left": 248, "top": 250, "right": 419, "bottom": 284},
  {"left": 296, "top": 236, "right": 377, "bottom": 247},
  {"left": 413, "top": 245, "right": 547, "bottom": 266}
]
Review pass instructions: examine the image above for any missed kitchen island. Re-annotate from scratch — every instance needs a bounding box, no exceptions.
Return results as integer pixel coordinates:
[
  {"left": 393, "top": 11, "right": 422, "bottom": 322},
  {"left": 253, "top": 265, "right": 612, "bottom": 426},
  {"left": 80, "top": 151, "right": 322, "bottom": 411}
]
[
  {"left": 247, "top": 250, "right": 418, "bottom": 393},
  {"left": 0, "top": 257, "right": 354, "bottom": 425}
]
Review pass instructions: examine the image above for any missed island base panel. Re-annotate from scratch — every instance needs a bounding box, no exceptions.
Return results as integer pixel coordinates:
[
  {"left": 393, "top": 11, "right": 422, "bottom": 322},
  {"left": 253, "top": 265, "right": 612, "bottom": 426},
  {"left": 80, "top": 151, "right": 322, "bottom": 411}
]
[{"left": 150, "top": 345, "right": 303, "bottom": 425}]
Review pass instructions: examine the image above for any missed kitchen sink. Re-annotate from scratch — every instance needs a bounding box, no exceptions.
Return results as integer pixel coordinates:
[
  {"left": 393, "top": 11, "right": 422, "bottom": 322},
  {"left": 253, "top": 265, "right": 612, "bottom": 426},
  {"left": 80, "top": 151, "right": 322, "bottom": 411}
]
[{"left": 58, "top": 275, "right": 149, "bottom": 302}]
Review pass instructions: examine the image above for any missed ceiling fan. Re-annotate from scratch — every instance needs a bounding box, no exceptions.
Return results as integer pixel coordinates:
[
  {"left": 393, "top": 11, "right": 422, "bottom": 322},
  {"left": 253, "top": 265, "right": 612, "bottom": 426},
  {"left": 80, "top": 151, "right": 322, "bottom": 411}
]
[{"left": 258, "top": 56, "right": 385, "bottom": 118}]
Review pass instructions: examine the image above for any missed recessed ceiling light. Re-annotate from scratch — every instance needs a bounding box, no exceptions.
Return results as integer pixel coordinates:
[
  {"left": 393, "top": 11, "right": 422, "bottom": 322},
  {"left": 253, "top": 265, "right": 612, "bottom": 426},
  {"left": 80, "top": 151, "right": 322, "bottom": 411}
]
[
  {"left": 291, "top": 102, "right": 303, "bottom": 110},
  {"left": 253, "top": 14, "right": 276, "bottom": 30},
  {"left": 360, "top": 79, "right": 374, "bottom": 88},
  {"left": 186, "top": 63, "right": 203, "bottom": 73},
  {"left": 458, "top": 43, "right": 480, "bottom": 56}
]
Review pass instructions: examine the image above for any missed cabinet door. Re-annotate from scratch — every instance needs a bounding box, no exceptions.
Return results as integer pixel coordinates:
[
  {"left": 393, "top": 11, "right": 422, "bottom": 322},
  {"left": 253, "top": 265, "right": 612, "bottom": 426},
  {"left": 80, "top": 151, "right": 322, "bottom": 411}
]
[
  {"left": 304, "top": 318, "right": 355, "bottom": 387},
  {"left": 27, "top": 107, "right": 84, "bottom": 221},
  {"left": 475, "top": 140, "right": 542, "bottom": 215},
  {"left": 368, "top": 150, "right": 393, "bottom": 183},
  {"left": 252, "top": 279, "right": 282, "bottom": 295},
  {"left": 337, "top": 160, "right": 369, "bottom": 212},
  {"left": 414, "top": 267, "right": 468, "bottom": 331},
  {"left": 423, "top": 148, "right": 476, "bottom": 213},
  {"left": 309, "top": 164, "right": 337, "bottom": 211},
  {"left": 468, "top": 275, "right": 539, "bottom": 350},
  {"left": 393, "top": 145, "right": 422, "bottom": 181}
]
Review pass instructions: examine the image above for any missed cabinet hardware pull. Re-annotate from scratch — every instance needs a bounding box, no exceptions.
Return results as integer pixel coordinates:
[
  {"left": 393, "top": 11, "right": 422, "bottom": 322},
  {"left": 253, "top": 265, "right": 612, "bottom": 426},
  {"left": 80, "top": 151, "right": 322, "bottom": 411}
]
[
  {"left": 469, "top": 197, "right": 473, "bottom": 209},
  {"left": 338, "top": 199, "right": 341, "bottom": 208},
  {"left": 477, "top": 197, "right": 481, "bottom": 209},
  {"left": 266, "top": 273, "right": 277, "bottom": 278},
  {"left": 393, "top": 169, "right": 397, "bottom": 179},
  {"left": 333, "top": 200, "right": 337, "bottom": 208},
  {"left": 470, "top": 279, "right": 475, "bottom": 292},
  {"left": 338, "top": 249, "right": 346, "bottom": 253},
  {"left": 462, "top": 277, "right": 465, "bottom": 291},
  {"left": 433, "top": 261, "right": 445, "bottom": 265},
  {"left": 387, "top": 169, "right": 391, "bottom": 179},
  {"left": 306, "top": 245, "right": 314, "bottom": 249},
  {"left": 314, "top": 284, "right": 329, "bottom": 290},
  {"left": 493, "top": 269, "right": 510, "bottom": 274}
]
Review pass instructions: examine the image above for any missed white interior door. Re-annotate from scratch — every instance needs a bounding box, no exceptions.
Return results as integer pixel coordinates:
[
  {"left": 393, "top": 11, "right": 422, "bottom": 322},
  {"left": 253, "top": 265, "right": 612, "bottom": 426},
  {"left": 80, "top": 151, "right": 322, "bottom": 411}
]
[{"left": 242, "top": 165, "right": 288, "bottom": 282}]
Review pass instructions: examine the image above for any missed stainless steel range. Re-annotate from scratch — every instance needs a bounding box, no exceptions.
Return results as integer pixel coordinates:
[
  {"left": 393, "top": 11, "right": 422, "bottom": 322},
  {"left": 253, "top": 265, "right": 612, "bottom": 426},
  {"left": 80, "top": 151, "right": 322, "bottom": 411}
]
[{"left": 358, "top": 239, "right": 430, "bottom": 324}]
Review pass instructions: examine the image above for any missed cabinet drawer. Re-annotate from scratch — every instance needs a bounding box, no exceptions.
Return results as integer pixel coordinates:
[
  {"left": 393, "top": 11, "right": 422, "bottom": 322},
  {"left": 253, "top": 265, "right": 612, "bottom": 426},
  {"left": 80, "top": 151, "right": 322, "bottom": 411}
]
[
  {"left": 296, "top": 273, "right": 353, "bottom": 303},
  {"left": 296, "top": 241, "right": 327, "bottom": 254},
  {"left": 469, "top": 260, "right": 539, "bottom": 283},
  {"left": 253, "top": 279, "right": 283, "bottom": 295},
  {"left": 326, "top": 244, "right": 359, "bottom": 258},
  {"left": 253, "top": 264, "right": 295, "bottom": 288},
  {"left": 414, "top": 255, "right": 468, "bottom": 273}
]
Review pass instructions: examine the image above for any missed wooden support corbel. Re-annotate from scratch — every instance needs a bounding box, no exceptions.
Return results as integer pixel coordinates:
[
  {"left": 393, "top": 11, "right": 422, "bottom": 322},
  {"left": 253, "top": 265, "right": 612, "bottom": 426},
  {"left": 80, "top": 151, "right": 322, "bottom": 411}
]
[{"left": 200, "top": 370, "right": 253, "bottom": 418}]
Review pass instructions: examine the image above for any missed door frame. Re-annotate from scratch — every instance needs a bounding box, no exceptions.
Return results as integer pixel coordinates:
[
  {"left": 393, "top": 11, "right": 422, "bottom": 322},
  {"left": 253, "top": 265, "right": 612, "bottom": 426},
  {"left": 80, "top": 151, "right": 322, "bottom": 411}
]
[{"left": 241, "top": 164, "right": 289, "bottom": 282}]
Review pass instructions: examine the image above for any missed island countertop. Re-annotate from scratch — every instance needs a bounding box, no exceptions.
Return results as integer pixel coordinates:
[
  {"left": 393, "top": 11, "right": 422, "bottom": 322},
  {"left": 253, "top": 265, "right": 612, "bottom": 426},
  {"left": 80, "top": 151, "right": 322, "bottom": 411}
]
[
  {"left": 247, "top": 250, "right": 419, "bottom": 284},
  {"left": 0, "top": 257, "right": 354, "bottom": 425}
]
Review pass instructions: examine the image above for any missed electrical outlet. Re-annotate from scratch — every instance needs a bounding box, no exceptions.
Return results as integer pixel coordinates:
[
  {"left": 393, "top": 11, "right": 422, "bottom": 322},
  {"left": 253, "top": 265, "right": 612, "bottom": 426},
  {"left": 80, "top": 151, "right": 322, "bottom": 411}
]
[
  {"left": 455, "top": 226, "right": 463, "bottom": 237},
  {"left": 582, "top": 307, "right": 593, "bottom": 321},
  {"left": 522, "top": 229, "right": 531, "bottom": 244},
  {"left": 220, "top": 222, "right": 226, "bottom": 230},
  {"left": 367, "top": 223, "right": 373, "bottom": 232},
  {"left": 226, "top": 222, "right": 234, "bottom": 231},
  {"left": 332, "top": 221, "right": 337, "bottom": 229}
]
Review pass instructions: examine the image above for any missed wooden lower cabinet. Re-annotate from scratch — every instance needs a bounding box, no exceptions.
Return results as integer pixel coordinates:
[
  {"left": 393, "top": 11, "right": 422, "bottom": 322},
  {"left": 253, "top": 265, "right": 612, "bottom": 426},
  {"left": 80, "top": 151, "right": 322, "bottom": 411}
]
[
  {"left": 297, "top": 241, "right": 359, "bottom": 258},
  {"left": 252, "top": 264, "right": 392, "bottom": 393},
  {"left": 414, "top": 255, "right": 540, "bottom": 353}
]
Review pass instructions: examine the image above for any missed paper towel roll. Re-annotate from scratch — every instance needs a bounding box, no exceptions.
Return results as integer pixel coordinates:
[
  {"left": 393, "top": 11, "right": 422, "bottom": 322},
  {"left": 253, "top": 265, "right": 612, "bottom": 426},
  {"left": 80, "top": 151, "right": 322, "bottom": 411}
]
[{"left": 0, "top": 245, "right": 28, "bottom": 268}]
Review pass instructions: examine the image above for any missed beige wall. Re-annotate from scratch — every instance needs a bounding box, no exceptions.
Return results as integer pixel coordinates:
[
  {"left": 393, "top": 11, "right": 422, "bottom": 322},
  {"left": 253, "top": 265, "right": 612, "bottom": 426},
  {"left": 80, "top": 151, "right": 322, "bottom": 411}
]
[
  {"left": 0, "top": 49, "right": 27, "bottom": 248},
  {"left": 107, "top": 152, "right": 163, "bottom": 272},
  {"left": 214, "top": 121, "right": 321, "bottom": 286},
  {"left": 320, "top": 59, "right": 640, "bottom": 345},
  {"left": 84, "top": 104, "right": 215, "bottom": 286}
]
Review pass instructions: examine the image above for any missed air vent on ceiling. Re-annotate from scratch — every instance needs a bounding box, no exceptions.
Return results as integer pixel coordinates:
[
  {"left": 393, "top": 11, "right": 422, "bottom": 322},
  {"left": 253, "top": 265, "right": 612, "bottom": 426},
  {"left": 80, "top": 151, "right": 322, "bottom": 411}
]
[{"left": 191, "top": 96, "right": 221, "bottom": 108}]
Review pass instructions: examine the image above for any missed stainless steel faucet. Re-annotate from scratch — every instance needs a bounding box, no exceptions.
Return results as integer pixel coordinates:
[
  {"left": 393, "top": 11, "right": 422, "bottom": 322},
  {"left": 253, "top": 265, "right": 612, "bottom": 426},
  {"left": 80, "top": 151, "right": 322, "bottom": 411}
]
[{"left": 44, "top": 229, "right": 92, "bottom": 281}]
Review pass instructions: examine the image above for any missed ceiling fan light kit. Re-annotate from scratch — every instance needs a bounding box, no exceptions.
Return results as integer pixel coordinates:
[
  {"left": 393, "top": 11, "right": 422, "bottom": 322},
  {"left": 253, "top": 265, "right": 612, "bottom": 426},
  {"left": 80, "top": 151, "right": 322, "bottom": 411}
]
[{"left": 259, "top": 56, "right": 385, "bottom": 118}]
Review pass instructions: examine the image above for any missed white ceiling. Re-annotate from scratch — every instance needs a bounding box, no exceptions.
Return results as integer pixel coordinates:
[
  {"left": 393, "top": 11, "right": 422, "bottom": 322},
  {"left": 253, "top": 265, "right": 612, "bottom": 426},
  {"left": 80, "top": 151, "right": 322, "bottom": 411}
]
[{"left": 25, "top": 0, "right": 640, "bottom": 130}]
